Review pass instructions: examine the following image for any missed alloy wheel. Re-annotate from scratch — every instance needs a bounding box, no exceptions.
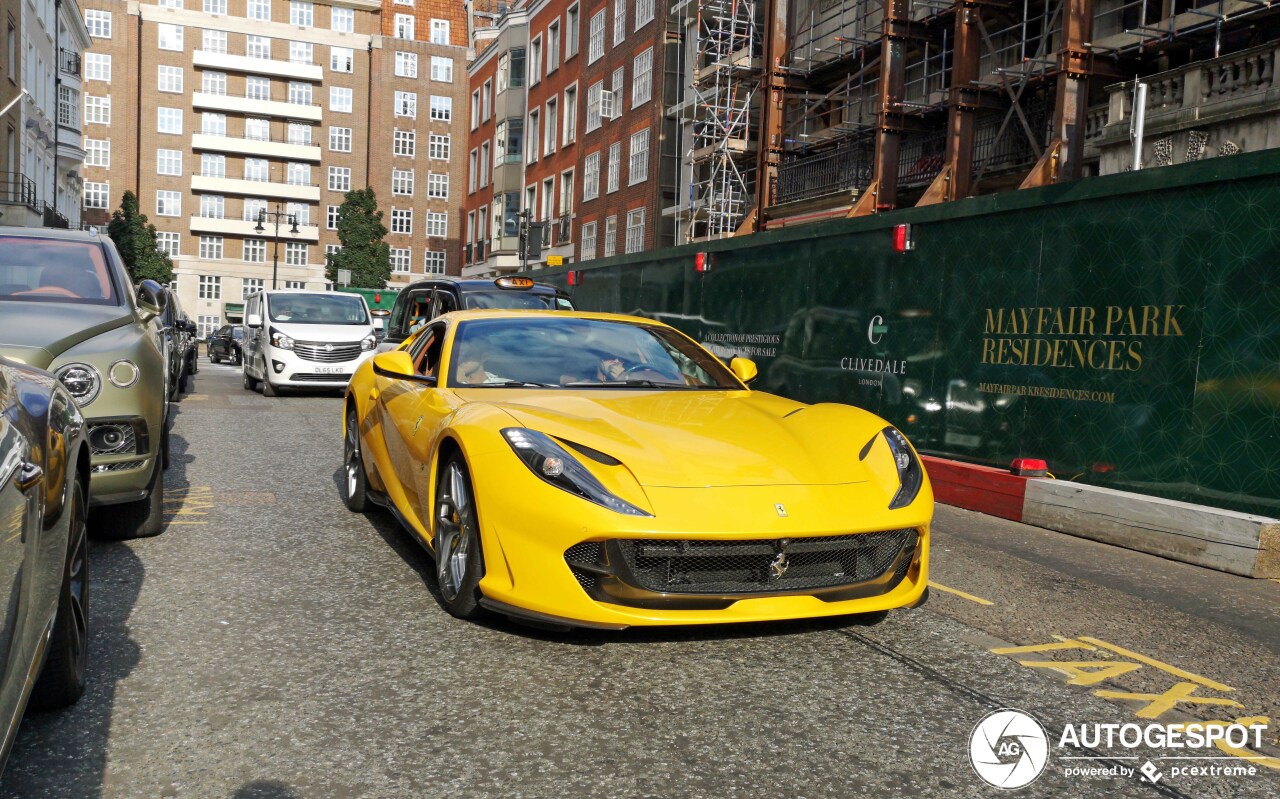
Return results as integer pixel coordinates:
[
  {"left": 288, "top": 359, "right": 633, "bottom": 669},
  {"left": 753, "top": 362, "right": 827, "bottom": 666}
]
[{"left": 435, "top": 462, "right": 475, "bottom": 602}]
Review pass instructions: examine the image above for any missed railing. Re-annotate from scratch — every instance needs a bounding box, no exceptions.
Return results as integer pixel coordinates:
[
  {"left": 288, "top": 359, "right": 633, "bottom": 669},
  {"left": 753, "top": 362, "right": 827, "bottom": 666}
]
[
  {"left": 60, "top": 49, "right": 81, "bottom": 77},
  {"left": 1085, "top": 104, "right": 1109, "bottom": 142},
  {"left": 0, "top": 172, "right": 40, "bottom": 212},
  {"left": 774, "top": 139, "right": 874, "bottom": 205},
  {"left": 1110, "top": 42, "right": 1279, "bottom": 118},
  {"left": 898, "top": 129, "right": 947, "bottom": 187},
  {"left": 971, "top": 94, "right": 1050, "bottom": 174},
  {"left": 464, "top": 243, "right": 472, "bottom": 264},
  {"left": 43, "top": 204, "right": 70, "bottom": 229}
]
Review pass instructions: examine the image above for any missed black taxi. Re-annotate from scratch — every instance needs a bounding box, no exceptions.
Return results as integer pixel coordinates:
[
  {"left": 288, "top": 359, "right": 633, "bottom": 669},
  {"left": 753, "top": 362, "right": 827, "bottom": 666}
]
[{"left": 381, "top": 276, "right": 574, "bottom": 348}]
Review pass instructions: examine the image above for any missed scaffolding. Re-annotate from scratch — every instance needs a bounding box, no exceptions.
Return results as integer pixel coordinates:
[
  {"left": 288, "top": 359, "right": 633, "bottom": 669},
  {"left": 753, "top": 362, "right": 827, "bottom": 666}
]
[{"left": 678, "top": 0, "right": 763, "bottom": 240}]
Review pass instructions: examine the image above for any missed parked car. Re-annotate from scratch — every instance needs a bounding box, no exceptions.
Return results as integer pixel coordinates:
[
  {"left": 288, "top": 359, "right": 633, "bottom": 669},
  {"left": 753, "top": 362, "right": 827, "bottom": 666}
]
[
  {"left": 380, "top": 277, "right": 574, "bottom": 350},
  {"left": 0, "top": 356, "right": 91, "bottom": 772},
  {"left": 0, "top": 227, "right": 170, "bottom": 539},
  {"left": 241, "top": 289, "right": 377, "bottom": 397},
  {"left": 207, "top": 324, "right": 245, "bottom": 365},
  {"left": 158, "top": 285, "right": 197, "bottom": 399}
]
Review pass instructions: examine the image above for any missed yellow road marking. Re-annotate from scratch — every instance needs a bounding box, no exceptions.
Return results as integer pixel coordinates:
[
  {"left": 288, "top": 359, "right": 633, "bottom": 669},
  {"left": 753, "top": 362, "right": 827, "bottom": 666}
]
[
  {"left": 929, "top": 581, "right": 994, "bottom": 605},
  {"left": 992, "top": 637, "right": 1096, "bottom": 656},
  {"left": 1018, "top": 660, "right": 1142, "bottom": 687},
  {"left": 1095, "top": 682, "right": 1244, "bottom": 719},
  {"left": 1078, "top": 636, "right": 1233, "bottom": 692},
  {"left": 165, "top": 520, "right": 208, "bottom": 525}
]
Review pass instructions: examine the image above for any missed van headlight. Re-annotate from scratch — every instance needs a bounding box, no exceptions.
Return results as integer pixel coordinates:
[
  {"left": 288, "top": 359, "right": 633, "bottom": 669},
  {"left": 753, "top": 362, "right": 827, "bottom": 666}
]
[
  {"left": 360, "top": 333, "right": 377, "bottom": 351},
  {"left": 883, "top": 426, "right": 924, "bottom": 510},
  {"left": 501, "top": 428, "right": 651, "bottom": 516},
  {"left": 269, "top": 327, "right": 295, "bottom": 350},
  {"left": 55, "top": 363, "right": 102, "bottom": 406}
]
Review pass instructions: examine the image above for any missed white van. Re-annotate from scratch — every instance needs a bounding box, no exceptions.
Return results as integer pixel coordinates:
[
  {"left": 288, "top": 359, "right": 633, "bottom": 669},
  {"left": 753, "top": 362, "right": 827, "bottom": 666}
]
[{"left": 241, "top": 290, "right": 377, "bottom": 396}]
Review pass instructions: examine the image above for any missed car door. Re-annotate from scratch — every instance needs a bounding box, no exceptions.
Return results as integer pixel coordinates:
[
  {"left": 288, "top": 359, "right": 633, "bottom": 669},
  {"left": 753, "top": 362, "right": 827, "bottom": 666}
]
[{"left": 0, "top": 403, "right": 37, "bottom": 701}]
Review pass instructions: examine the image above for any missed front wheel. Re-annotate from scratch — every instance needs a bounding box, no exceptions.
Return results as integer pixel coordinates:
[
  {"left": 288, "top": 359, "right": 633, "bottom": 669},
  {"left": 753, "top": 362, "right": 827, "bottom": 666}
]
[
  {"left": 342, "top": 405, "right": 369, "bottom": 512},
  {"left": 434, "top": 455, "right": 485, "bottom": 619},
  {"left": 30, "top": 471, "right": 89, "bottom": 710},
  {"left": 243, "top": 366, "right": 259, "bottom": 392}
]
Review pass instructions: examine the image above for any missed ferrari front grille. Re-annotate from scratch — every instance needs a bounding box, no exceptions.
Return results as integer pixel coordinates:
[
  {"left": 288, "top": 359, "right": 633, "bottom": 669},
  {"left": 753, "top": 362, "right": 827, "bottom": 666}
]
[{"left": 293, "top": 340, "right": 363, "bottom": 363}]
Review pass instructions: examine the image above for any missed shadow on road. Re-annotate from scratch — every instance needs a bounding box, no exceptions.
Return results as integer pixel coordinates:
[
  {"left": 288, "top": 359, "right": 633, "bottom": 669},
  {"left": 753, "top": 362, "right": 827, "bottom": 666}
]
[{"left": 232, "top": 780, "right": 302, "bottom": 799}]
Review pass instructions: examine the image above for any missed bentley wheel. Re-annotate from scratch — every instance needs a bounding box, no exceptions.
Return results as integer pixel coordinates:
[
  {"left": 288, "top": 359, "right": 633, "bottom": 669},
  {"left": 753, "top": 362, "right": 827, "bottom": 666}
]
[
  {"left": 434, "top": 455, "right": 485, "bottom": 619},
  {"left": 343, "top": 405, "right": 368, "bottom": 512},
  {"left": 31, "top": 471, "right": 89, "bottom": 710}
]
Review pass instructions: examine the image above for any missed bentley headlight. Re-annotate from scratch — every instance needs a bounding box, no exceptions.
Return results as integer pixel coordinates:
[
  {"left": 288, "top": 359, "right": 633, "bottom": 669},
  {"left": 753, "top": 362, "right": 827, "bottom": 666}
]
[
  {"left": 360, "top": 333, "right": 377, "bottom": 351},
  {"left": 269, "top": 327, "right": 295, "bottom": 350},
  {"left": 501, "top": 428, "right": 650, "bottom": 516},
  {"left": 55, "top": 363, "right": 102, "bottom": 406},
  {"left": 883, "top": 426, "right": 923, "bottom": 510}
]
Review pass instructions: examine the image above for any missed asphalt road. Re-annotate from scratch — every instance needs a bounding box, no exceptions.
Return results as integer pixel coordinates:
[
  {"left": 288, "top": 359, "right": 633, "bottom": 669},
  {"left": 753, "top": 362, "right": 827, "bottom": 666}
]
[{"left": 3, "top": 360, "right": 1277, "bottom": 798}]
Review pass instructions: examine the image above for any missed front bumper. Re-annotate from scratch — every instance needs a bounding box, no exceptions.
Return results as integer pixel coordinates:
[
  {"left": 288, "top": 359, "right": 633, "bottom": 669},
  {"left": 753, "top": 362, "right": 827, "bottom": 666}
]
[
  {"left": 264, "top": 345, "right": 374, "bottom": 387},
  {"left": 467, "top": 448, "right": 933, "bottom": 628},
  {"left": 84, "top": 415, "right": 158, "bottom": 505}
]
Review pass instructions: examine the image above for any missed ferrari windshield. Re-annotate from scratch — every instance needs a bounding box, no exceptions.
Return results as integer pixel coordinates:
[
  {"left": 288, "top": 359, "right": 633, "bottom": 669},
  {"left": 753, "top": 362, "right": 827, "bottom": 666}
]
[
  {"left": 448, "top": 318, "right": 741, "bottom": 389},
  {"left": 0, "top": 238, "right": 119, "bottom": 305},
  {"left": 267, "top": 293, "right": 369, "bottom": 324}
]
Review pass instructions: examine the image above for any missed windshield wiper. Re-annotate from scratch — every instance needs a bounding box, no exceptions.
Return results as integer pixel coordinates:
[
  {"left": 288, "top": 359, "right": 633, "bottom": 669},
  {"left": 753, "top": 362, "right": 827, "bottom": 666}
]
[
  {"left": 562, "top": 379, "right": 699, "bottom": 389},
  {"left": 487, "top": 380, "right": 559, "bottom": 388}
]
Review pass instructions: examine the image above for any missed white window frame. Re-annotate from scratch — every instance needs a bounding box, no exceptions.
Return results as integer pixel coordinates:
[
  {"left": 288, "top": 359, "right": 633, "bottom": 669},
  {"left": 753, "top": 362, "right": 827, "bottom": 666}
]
[
  {"left": 585, "top": 81, "right": 602, "bottom": 133},
  {"left": 84, "top": 53, "right": 110, "bottom": 82},
  {"left": 395, "top": 51, "right": 418, "bottom": 78},
  {"left": 394, "top": 129, "right": 416, "bottom": 157},
  {"left": 244, "top": 239, "right": 267, "bottom": 263},
  {"left": 157, "top": 149, "right": 183, "bottom": 176},
  {"left": 392, "top": 168, "right": 414, "bottom": 195},
  {"left": 581, "top": 221, "right": 597, "bottom": 261},
  {"left": 428, "top": 134, "right": 450, "bottom": 161},
  {"left": 394, "top": 14, "right": 414, "bottom": 40},
  {"left": 329, "top": 126, "right": 352, "bottom": 152},
  {"left": 395, "top": 91, "right": 417, "bottom": 118},
  {"left": 607, "top": 142, "right": 621, "bottom": 193},
  {"left": 290, "top": 1, "right": 314, "bottom": 27},
  {"left": 427, "top": 172, "right": 448, "bottom": 199},
  {"left": 330, "top": 86, "right": 353, "bottom": 113},
  {"left": 635, "top": 0, "right": 654, "bottom": 30},
  {"left": 628, "top": 129, "right": 649, "bottom": 185},
  {"left": 430, "top": 19, "right": 450, "bottom": 44},
  {"left": 632, "top": 48, "right": 653, "bottom": 108},
  {"left": 85, "top": 139, "right": 110, "bottom": 168},
  {"left": 199, "top": 235, "right": 224, "bottom": 259},
  {"left": 328, "top": 166, "right": 352, "bottom": 192},
  {"left": 84, "top": 10, "right": 112, "bottom": 39},
  {"left": 426, "top": 211, "right": 447, "bottom": 238},
  {"left": 156, "top": 232, "right": 180, "bottom": 257},
  {"left": 83, "top": 181, "right": 109, "bottom": 209},
  {"left": 157, "top": 107, "right": 183, "bottom": 135},
  {"left": 588, "top": 10, "right": 605, "bottom": 64},
  {"left": 158, "top": 24, "right": 184, "bottom": 52},
  {"left": 198, "top": 275, "right": 222, "bottom": 299},
  {"left": 391, "top": 208, "right": 413, "bottom": 234},
  {"left": 625, "top": 208, "right": 645, "bottom": 253},
  {"left": 331, "top": 7, "right": 354, "bottom": 32},
  {"left": 430, "top": 56, "right": 453, "bottom": 83},
  {"left": 330, "top": 47, "right": 354, "bottom": 73},
  {"left": 429, "top": 95, "right": 451, "bottom": 121},
  {"left": 583, "top": 151, "right": 600, "bottom": 201}
]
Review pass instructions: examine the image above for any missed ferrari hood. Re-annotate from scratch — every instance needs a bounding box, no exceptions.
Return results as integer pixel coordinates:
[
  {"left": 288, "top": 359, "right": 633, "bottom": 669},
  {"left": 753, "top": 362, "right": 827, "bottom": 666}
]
[
  {"left": 0, "top": 301, "right": 134, "bottom": 370},
  {"left": 469, "top": 390, "right": 879, "bottom": 488}
]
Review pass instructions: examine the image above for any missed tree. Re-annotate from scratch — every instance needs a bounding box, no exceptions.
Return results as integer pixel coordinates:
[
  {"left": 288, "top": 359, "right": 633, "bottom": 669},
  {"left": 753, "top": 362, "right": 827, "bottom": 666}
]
[
  {"left": 107, "top": 191, "right": 174, "bottom": 285},
  {"left": 326, "top": 187, "right": 390, "bottom": 289}
]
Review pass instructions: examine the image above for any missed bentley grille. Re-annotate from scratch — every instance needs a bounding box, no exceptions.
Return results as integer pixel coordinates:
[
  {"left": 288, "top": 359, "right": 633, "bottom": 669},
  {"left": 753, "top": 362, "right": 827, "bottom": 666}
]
[{"left": 293, "top": 341, "right": 363, "bottom": 363}]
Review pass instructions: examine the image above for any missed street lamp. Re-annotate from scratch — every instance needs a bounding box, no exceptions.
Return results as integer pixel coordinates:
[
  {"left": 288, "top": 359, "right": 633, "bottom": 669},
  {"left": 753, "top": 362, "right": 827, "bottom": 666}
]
[{"left": 255, "top": 205, "right": 300, "bottom": 290}]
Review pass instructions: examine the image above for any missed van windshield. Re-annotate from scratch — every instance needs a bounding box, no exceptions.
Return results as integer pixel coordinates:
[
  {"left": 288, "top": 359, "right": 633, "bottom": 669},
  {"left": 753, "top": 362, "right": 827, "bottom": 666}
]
[{"left": 268, "top": 293, "right": 369, "bottom": 324}]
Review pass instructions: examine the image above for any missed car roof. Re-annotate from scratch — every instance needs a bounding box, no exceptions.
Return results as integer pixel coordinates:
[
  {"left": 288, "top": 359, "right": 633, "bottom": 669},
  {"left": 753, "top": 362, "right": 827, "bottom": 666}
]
[
  {"left": 0, "top": 227, "right": 108, "bottom": 244},
  {"left": 399, "top": 276, "right": 564, "bottom": 295},
  {"left": 435, "top": 310, "right": 669, "bottom": 328}
]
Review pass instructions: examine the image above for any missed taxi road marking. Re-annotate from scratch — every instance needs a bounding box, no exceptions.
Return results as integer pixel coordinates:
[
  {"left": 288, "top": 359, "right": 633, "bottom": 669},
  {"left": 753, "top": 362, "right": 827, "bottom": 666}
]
[
  {"left": 928, "top": 581, "right": 994, "bottom": 605},
  {"left": 164, "top": 486, "right": 212, "bottom": 525}
]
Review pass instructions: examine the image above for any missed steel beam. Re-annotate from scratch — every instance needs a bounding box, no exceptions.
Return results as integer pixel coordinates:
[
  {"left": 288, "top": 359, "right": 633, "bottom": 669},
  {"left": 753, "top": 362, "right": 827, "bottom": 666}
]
[
  {"left": 753, "top": 0, "right": 789, "bottom": 229},
  {"left": 1050, "top": 0, "right": 1093, "bottom": 181},
  {"left": 939, "top": 1, "right": 982, "bottom": 202}
]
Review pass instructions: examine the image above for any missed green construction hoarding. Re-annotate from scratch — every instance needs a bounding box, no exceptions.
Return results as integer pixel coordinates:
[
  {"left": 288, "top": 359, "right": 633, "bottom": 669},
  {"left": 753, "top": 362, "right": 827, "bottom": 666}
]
[{"left": 539, "top": 150, "right": 1280, "bottom": 518}]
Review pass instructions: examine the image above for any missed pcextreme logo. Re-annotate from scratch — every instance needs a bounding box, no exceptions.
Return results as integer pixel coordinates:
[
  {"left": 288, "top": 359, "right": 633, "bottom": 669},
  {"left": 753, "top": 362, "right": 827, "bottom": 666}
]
[{"left": 969, "top": 709, "right": 1050, "bottom": 789}]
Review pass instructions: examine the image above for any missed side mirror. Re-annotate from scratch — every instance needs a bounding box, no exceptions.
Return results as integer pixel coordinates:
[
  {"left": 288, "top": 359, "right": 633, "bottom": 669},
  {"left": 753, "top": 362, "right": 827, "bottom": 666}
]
[
  {"left": 181, "top": 319, "right": 198, "bottom": 333},
  {"left": 246, "top": 313, "right": 263, "bottom": 328},
  {"left": 729, "top": 357, "right": 758, "bottom": 385},
  {"left": 136, "top": 279, "right": 165, "bottom": 320},
  {"left": 372, "top": 351, "right": 436, "bottom": 385}
]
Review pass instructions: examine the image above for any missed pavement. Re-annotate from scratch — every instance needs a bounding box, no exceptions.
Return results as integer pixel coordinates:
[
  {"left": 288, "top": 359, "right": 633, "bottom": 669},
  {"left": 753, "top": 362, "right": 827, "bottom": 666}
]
[{"left": 2, "top": 358, "right": 1277, "bottom": 798}]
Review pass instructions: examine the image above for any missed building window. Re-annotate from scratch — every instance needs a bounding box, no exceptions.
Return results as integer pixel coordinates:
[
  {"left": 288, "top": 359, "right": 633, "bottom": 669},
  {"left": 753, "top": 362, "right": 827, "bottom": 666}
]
[
  {"left": 395, "top": 51, "right": 417, "bottom": 78},
  {"left": 244, "top": 118, "right": 270, "bottom": 140},
  {"left": 331, "top": 7, "right": 354, "bottom": 32},
  {"left": 202, "top": 71, "right": 227, "bottom": 95},
  {"left": 636, "top": 0, "right": 654, "bottom": 29},
  {"left": 468, "top": 149, "right": 478, "bottom": 193},
  {"left": 290, "top": 41, "right": 312, "bottom": 64},
  {"left": 244, "top": 158, "right": 269, "bottom": 181},
  {"left": 288, "top": 82, "right": 312, "bottom": 105},
  {"left": 610, "top": 67, "right": 624, "bottom": 117},
  {"left": 246, "top": 76, "right": 270, "bottom": 101},
  {"left": 285, "top": 243, "right": 307, "bottom": 265},
  {"left": 391, "top": 208, "right": 412, "bottom": 234},
  {"left": 287, "top": 123, "right": 311, "bottom": 145},
  {"left": 586, "top": 81, "right": 602, "bottom": 132},
  {"left": 324, "top": 244, "right": 341, "bottom": 263},
  {"left": 427, "top": 172, "right": 448, "bottom": 199},
  {"left": 203, "top": 30, "right": 227, "bottom": 53},
  {"left": 84, "top": 10, "right": 112, "bottom": 38},
  {"left": 530, "top": 36, "right": 542, "bottom": 85},
  {"left": 430, "top": 56, "right": 453, "bottom": 82},
  {"left": 326, "top": 205, "right": 340, "bottom": 229},
  {"left": 482, "top": 79, "right": 492, "bottom": 120},
  {"left": 193, "top": 316, "right": 218, "bottom": 338},
  {"left": 201, "top": 154, "right": 225, "bottom": 178},
  {"left": 430, "top": 19, "right": 449, "bottom": 45},
  {"left": 287, "top": 202, "right": 310, "bottom": 226},
  {"left": 429, "top": 95, "right": 451, "bottom": 122},
  {"left": 563, "top": 84, "right": 577, "bottom": 145},
  {"left": 243, "top": 239, "right": 266, "bottom": 263},
  {"left": 247, "top": 0, "right": 270, "bottom": 21},
  {"left": 330, "top": 47, "right": 353, "bottom": 73},
  {"left": 393, "top": 129, "right": 416, "bottom": 157},
  {"left": 614, "top": 0, "right": 626, "bottom": 44},
  {"left": 199, "top": 275, "right": 222, "bottom": 298},
  {"left": 199, "top": 236, "right": 224, "bottom": 259},
  {"left": 85, "top": 139, "right": 110, "bottom": 168},
  {"left": 588, "top": 10, "right": 605, "bottom": 63},
  {"left": 286, "top": 162, "right": 310, "bottom": 186},
  {"left": 329, "top": 126, "right": 352, "bottom": 152},
  {"left": 607, "top": 142, "right": 621, "bottom": 193},
  {"left": 395, "top": 14, "right": 414, "bottom": 39},
  {"left": 243, "top": 198, "right": 267, "bottom": 221},
  {"left": 290, "top": 2, "right": 313, "bottom": 27},
  {"left": 246, "top": 35, "right": 271, "bottom": 59},
  {"left": 158, "top": 24, "right": 184, "bottom": 51},
  {"left": 424, "top": 250, "right": 445, "bottom": 275},
  {"left": 392, "top": 169, "right": 414, "bottom": 195},
  {"left": 242, "top": 277, "right": 264, "bottom": 296},
  {"left": 330, "top": 87, "right": 353, "bottom": 113},
  {"left": 583, "top": 152, "right": 600, "bottom": 201},
  {"left": 544, "top": 98, "right": 558, "bottom": 156},
  {"left": 527, "top": 109, "right": 540, "bottom": 163},
  {"left": 625, "top": 209, "right": 645, "bottom": 253},
  {"left": 156, "top": 232, "right": 180, "bottom": 256},
  {"left": 566, "top": 4, "right": 580, "bottom": 58},
  {"left": 547, "top": 21, "right": 560, "bottom": 72},
  {"left": 390, "top": 247, "right": 411, "bottom": 273},
  {"left": 84, "top": 96, "right": 110, "bottom": 125},
  {"left": 83, "top": 182, "right": 109, "bottom": 209},
  {"left": 329, "top": 166, "right": 352, "bottom": 192},
  {"left": 395, "top": 91, "right": 417, "bottom": 118},
  {"left": 199, "top": 194, "right": 224, "bottom": 219},
  {"left": 85, "top": 53, "right": 110, "bottom": 82},
  {"left": 604, "top": 215, "right": 617, "bottom": 257},
  {"left": 428, "top": 134, "right": 449, "bottom": 160},
  {"left": 580, "top": 222, "right": 597, "bottom": 261},
  {"left": 201, "top": 112, "right": 226, "bottom": 135},
  {"left": 58, "top": 86, "right": 79, "bottom": 128},
  {"left": 633, "top": 49, "right": 653, "bottom": 107},
  {"left": 426, "top": 212, "right": 447, "bottom": 237},
  {"left": 158, "top": 107, "right": 183, "bottom": 134},
  {"left": 629, "top": 129, "right": 649, "bottom": 185},
  {"left": 284, "top": 281, "right": 305, "bottom": 289},
  {"left": 479, "top": 142, "right": 490, "bottom": 187}
]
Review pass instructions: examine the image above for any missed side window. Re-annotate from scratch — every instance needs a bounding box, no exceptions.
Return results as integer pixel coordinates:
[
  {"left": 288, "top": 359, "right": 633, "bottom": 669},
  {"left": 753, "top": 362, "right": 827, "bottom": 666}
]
[
  {"left": 436, "top": 290, "right": 458, "bottom": 315},
  {"left": 409, "top": 322, "right": 446, "bottom": 376}
]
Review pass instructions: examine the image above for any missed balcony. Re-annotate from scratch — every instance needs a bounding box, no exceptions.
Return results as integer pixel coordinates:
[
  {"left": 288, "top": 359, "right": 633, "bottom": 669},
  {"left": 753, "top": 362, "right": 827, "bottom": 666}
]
[
  {"left": 0, "top": 172, "right": 40, "bottom": 213},
  {"left": 192, "top": 133, "right": 322, "bottom": 162},
  {"left": 60, "top": 49, "right": 81, "bottom": 77},
  {"left": 774, "top": 139, "right": 873, "bottom": 206},
  {"left": 192, "top": 92, "right": 322, "bottom": 122},
  {"left": 188, "top": 216, "right": 320, "bottom": 242},
  {"left": 190, "top": 174, "right": 321, "bottom": 202},
  {"left": 193, "top": 50, "right": 323, "bottom": 82}
]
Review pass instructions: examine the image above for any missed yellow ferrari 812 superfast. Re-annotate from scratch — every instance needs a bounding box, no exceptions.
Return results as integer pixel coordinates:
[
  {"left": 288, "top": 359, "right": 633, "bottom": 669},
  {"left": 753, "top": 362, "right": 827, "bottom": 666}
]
[{"left": 342, "top": 311, "right": 932, "bottom": 630}]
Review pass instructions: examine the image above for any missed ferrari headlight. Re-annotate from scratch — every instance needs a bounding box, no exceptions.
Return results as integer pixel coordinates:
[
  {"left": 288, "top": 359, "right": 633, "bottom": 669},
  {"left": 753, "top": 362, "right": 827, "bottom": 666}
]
[
  {"left": 269, "top": 327, "right": 295, "bottom": 350},
  {"left": 883, "top": 426, "right": 923, "bottom": 510},
  {"left": 501, "top": 428, "right": 650, "bottom": 516},
  {"left": 360, "top": 333, "right": 377, "bottom": 351},
  {"left": 55, "top": 363, "right": 102, "bottom": 406}
]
